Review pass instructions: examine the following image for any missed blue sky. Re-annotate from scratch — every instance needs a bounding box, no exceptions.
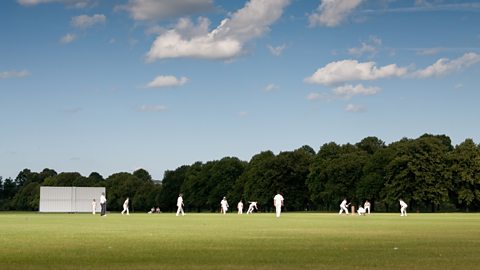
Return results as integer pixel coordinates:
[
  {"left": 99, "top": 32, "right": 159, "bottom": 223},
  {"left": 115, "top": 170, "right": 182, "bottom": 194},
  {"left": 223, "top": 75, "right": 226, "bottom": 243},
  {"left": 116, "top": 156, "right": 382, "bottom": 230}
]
[{"left": 1, "top": 0, "right": 480, "bottom": 180}]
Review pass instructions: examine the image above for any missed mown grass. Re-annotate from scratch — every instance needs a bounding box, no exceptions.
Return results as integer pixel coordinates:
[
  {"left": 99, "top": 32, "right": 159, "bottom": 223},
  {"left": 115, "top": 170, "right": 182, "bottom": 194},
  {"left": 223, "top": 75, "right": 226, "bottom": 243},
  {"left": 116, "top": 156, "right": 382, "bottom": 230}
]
[{"left": 0, "top": 212, "right": 479, "bottom": 269}]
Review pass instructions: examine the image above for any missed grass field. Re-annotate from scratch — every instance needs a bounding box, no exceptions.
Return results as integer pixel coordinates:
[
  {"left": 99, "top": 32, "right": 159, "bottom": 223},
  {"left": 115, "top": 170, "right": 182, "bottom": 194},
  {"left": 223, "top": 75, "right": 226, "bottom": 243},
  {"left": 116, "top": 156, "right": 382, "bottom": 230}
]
[{"left": 0, "top": 212, "right": 479, "bottom": 270}]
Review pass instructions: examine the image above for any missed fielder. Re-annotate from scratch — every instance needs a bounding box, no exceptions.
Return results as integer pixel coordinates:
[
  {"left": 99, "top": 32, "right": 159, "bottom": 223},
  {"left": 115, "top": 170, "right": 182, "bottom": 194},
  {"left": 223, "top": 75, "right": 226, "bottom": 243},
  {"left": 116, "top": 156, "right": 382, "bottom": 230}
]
[
  {"left": 91, "top": 198, "right": 96, "bottom": 215},
  {"left": 273, "top": 193, "right": 284, "bottom": 218},
  {"left": 399, "top": 199, "right": 408, "bottom": 216},
  {"left": 246, "top": 202, "right": 258, "bottom": 214},
  {"left": 220, "top": 197, "right": 229, "bottom": 214},
  {"left": 237, "top": 201, "right": 244, "bottom": 214},
  {"left": 121, "top": 197, "right": 129, "bottom": 215},
  {"left": 339, "top": 198, "right": 349, "bottom": 215},
  {"left": 364, "top": 200, "right": 371, "bottom": 214},
  {"left": 176, "top": 193, "right": 185, "bottom": 216},
  {"left": 357, "top": 206, "right": 366, "bottom": 216}
]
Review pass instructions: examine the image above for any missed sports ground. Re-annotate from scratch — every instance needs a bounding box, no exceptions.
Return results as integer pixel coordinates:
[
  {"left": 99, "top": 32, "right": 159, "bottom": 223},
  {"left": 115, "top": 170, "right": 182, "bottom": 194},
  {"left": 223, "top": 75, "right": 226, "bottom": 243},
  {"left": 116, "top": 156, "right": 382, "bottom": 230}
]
[{"left": 0, "top": 212, "right": 479, "bottom": 270}]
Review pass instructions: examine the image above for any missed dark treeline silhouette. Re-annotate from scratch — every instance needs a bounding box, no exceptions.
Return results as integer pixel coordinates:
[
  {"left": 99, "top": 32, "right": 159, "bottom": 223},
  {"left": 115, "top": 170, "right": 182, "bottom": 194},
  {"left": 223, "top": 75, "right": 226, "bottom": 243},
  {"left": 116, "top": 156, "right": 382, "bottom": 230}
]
[{"left": 1, "top": 134, "right": 479, "bottom": 212}]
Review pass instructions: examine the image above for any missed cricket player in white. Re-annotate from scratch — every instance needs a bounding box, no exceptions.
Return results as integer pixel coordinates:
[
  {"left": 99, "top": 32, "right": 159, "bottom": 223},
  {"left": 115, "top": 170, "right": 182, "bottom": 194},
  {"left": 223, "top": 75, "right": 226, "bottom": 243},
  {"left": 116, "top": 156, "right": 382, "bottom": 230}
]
[
  {"left": 220, "top": 197, "right": 229, "bottom": 214},
  {"left": 100, "top": 192, "right": 107, "bottom": 217},
  {"left": 357, "top": 206, "right": 366, "bottom": 216},
  {"left": 246, "top": 202, "right": 257, "bottom": 214},
  {"left": 364, "top": 200, "right": 371, "bottom": 214},
  {"left": 176, "top": 193, "right": 185, "bottom": 216},
  {"left": 121, "top": 197, "right": 129, "bottom": 215},
  {"left": 339, "top": 198, "right": 349, "bottom": 215},
  {"left": 92, "top": 199, "right": 96, "bottom": 215},
  {"left": 399, "top": 199, "right": 408, "bottom": 216},
  {"left": 237, "top": 201, "right": 243, "bottom": 214},
  {"left": 273, "top": 193, "right": 284, "bottom": 218}
]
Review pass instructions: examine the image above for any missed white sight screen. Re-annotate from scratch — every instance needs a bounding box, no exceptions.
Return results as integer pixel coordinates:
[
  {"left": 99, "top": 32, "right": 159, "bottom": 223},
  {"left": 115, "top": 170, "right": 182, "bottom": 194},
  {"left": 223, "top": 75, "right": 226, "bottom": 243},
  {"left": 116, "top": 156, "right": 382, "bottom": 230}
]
[{"left": 39, "top": 186, "right": 106, "bottom": 213}]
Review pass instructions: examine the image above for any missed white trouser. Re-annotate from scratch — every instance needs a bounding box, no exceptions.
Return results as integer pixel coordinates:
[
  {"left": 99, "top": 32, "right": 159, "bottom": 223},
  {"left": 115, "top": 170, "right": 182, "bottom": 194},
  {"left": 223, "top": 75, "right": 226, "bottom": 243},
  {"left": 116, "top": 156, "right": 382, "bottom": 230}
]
[
  {"left": 222, "top": 206, "right": 228, "bottom": 214},
  {"left": 176, "top": 206, "right": 184, "bottom": 216},
  {"left": 401, "top": 206, "right": 407, "bottom": 216},
  {"left": 275, "top": 205, "right": 282, "bottom": 217},
  {"left": 365, "top": 206, "right": 370, "bottom": 214},
  {"left": 121, "top": 206, "right": 129, "bottom": 215},
  {"left": 247, "top": 206, "right": 253, "bottom": 214},
  {"left": 339, "top": 206, "right": 349, "bottom": 215},
  {"left": 238, "top": 207, "right": 243, "bottom": 214}
]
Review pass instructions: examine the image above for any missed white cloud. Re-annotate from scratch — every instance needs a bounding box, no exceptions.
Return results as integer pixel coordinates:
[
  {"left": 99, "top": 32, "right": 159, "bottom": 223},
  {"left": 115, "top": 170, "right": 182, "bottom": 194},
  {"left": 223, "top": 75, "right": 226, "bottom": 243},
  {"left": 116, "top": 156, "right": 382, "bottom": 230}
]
[
  {"left": 146, "top": 75, "right": 188, "bottom": 88},
  {"left": 412, "top": 52, "right": 480, "bottom": 78},
  {"left": 264, "top": 83, "right": 279, "bottom": 92},
  {"left": 267, "top": 44, "right": 286, "bottom": 56},
  {"left": 138, "top": 105, "right": 168, "bottom": 112},
  {"left": 146, "top": 0, "right": 290, "bottom": 61},
  {"left": 306, "top": 92, "right": 326, "bottom": 101},
  {"left": 238, "top": 111, "right": 249, "bottom": 117},
  {"left": 345, "top": 103, "right": 367, "bottom": 112},
  {"left": 348, "top": 36, "right": 382, "bottom": 57},
  {"left": 309, "top": 0, "right": 362, "bottom": 27},
  {"left": 117, "top": 0, "right": 214, "bottom": 21},
  {"left": 305, "top": 59, "right": 407, "bottom": 85},
  {"left": 71, "top": 14, "right": 106, "bottom": 29},
  {"left": 454, "top": 83, "right": 463, "bottom": 90},
  {"left": 60, "top": 33, "right": 76, "bottom": 44},
  {"left": 333, "top": 84, "right": 381, "bottom": 99},
  {"left": 0, "top": 70, "right": 31, "bottom": 79},
  {"left": 18, "top": 0, "right": 94, "bottom": 8}
]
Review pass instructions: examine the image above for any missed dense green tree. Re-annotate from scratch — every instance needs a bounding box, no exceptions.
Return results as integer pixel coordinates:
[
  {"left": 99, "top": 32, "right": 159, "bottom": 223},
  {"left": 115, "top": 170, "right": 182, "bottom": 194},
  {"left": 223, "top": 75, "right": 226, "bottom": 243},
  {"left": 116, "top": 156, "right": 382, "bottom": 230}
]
[
  {"left": 105, "top": 172, "right": 154, "bottom": 211},
  {"left": 11, "top": 182, "right": 40, "bottom": 211},
  {"left": 133, "top": 169, "right": 152, "bottom": 182},
  {"left": 158, "top": 165, "right": 189, "bottom": 211},
  {"left": 43, "top": 172, "right": 85, "bottom": 186},
  {"left": 181, "top": 162, "right": 209, "bottom": 212},
  {"left": 355, "top": 138, "right": 389, "bottom": 211},
  {"left": 449, "top": 139, "right": 480, "bottom": 211},
  {"left": 242, "top": 151, "right": 276, "bottom": 211},
  {"left": 385, "top": 135, "right": 452, "bottom": 212},
  {"left": 307, "top": 143, "right": 366, "bottom": 210},
  {"left": 133, "top": 182, "right": 159, "bottom": 212},
  {"left": 2, "top": 134, "right": 479, "bottom": 213},
  {"left": 0, "top": 177, "right": 17, "bottom": 208},
  {"left": 206, "top": 157, "right": 246, "bottom": 212},
  {"left": 270, "top": 147, "right": 314, "bottom": 211},
  {"left": 87, "top": 172, "right": 105, "bottom": 186}
]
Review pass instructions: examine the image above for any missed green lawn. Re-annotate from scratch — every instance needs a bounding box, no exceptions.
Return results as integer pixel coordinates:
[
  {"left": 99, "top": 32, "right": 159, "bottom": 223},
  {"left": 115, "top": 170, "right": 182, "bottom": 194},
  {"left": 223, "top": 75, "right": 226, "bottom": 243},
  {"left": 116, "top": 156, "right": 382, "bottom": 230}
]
[{"left": 0, "top": 212, "right": 479, "bottom": 270}]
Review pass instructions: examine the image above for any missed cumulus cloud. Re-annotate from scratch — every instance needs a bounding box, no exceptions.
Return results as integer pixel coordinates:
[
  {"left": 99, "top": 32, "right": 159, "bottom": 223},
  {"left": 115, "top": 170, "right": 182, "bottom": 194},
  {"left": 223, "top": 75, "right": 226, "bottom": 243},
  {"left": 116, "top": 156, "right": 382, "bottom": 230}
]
[
  {"left": 117, "top": 0, "right": 214, "bottom": 21},
  {"left": 145, "top": 75, "right": 188, "bottom": 88},
  {"left": 267, "top": 44, "right": 286, "bottom": 56},
  {"left": 345, "top": 103, "right": 367, "bottom": 112},
  {"left": 412, "top": 52, "right": 480, "bottom": 78},
  {"left": 305, "top": 59, "right": 407, "bottom": 85},
  {"left": 145, "top": 0, "right": 291, "bottom": 61},
  {"left": 264, "top": 83, "right": 279, "bottom": 92},
  {"left": 71, "top": 14, "right": 106, "bottom": 28},
  {"left": 0, "top": 70, "right": 31, "bottom": 80},
  {"left": 333, "top": 84, "right": 381, "bottom": 99},
  {"left": 309, "top": 0, "right": 362, "bottom": 27},
  {"left": 306, "top": 92, "right": 326, "bottom": 101},
  {"left": 138, "top": 104, "right": 168, "bottom": 112},
  {"left": 18, "top": 0, "right": 94, "bottom": 8},
  {"left": 60, "top": 33, "right": 76, "bottom": 44},
  {"left": 348, "top": 36, "right": 382, "bottom": 57}
]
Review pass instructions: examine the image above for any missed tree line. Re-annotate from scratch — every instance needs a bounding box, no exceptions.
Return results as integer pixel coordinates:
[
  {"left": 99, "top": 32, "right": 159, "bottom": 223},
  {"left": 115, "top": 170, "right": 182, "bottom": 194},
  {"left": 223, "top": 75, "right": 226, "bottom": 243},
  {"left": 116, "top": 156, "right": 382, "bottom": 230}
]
[{"left": 1, "top": 134, "right": 479, "bottom": 212}]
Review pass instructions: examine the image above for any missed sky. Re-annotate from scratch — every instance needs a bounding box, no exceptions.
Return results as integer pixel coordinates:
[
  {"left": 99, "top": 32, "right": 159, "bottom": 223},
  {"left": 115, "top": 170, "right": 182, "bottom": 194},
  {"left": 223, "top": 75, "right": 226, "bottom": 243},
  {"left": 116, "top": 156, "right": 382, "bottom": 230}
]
[{"left": 1, "top": 0, "right": 480, "bottom": 180}]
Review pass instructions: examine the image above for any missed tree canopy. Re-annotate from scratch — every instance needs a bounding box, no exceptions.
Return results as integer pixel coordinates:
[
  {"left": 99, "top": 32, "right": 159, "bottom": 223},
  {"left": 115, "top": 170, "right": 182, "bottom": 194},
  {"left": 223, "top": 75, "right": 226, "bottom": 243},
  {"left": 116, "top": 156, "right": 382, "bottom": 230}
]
[{"left": 1, "top": 134, "right": 479, "bottom": 212}]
